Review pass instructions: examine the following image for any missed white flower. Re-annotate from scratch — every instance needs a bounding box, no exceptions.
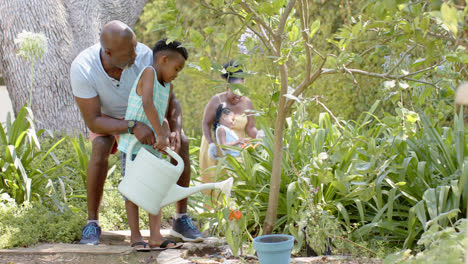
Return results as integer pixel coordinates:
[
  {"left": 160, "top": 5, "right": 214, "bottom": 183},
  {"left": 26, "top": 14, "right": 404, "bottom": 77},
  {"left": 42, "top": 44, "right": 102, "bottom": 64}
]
[{"left": 14, "top": 30, "right": 48, "bottom": 62}]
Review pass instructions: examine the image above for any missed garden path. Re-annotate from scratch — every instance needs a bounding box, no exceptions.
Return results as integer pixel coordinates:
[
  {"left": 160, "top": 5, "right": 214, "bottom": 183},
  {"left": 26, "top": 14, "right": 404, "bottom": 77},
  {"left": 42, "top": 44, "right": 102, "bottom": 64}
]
[{"left": 0, "top": 229, "right": 381, "bottom": 263}]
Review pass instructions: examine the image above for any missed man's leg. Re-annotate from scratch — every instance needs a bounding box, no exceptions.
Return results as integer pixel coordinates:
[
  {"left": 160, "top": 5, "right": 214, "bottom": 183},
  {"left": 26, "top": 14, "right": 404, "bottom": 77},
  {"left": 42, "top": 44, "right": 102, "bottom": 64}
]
[
  {"left": 170, "top": 133, "right": 204, "bottom": 242},
  {"left": 80, "top": 135, "right": 114, "bottom": 245}
]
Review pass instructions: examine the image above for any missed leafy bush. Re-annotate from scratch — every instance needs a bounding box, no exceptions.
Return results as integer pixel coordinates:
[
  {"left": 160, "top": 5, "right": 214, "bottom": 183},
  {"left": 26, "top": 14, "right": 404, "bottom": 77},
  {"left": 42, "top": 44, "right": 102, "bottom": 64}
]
[
  {"left": 0, "top": 196, "right": 84, "bottom": 248},
  {"left": 195, "top": 98, "right": 468, "bottom": 256},
  {"left": 384, "top": 219, "right": 466, "bottom": 264},
  {"left": 0, "top": 107, "right": 72, "bottom": 204}
]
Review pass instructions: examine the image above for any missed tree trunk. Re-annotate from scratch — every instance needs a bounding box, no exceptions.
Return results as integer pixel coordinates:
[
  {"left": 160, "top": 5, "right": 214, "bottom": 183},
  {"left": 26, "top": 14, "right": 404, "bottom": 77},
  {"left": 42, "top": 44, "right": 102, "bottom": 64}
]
[
  {"left": 0, "top": 0, "right": 148, "bottom": 134},
  {"left": 263, "top": 61, "right": 289, "bottom": 234}
]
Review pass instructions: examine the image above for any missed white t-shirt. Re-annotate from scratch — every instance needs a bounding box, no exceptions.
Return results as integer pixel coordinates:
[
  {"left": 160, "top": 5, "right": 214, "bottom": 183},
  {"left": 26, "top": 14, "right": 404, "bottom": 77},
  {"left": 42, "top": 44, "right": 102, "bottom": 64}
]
[{"left": 70, "top": 42, "right": 153, "bottom": 119}]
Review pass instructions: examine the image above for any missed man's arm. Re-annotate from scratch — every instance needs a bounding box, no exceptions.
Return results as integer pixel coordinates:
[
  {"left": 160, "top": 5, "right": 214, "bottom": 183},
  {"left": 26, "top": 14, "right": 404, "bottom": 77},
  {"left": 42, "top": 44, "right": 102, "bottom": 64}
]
[
  {"left": 75, "top": 96, "right": 128, "bottom": 134},
  {"left": 166, "top": 87, "right": 183, "bottom": 150},
  {"left": 167, "top": 87, "right": 182, "bottom": 133},
  {"left": 75, "top": 96, "right": 155, "bottom": 145}
]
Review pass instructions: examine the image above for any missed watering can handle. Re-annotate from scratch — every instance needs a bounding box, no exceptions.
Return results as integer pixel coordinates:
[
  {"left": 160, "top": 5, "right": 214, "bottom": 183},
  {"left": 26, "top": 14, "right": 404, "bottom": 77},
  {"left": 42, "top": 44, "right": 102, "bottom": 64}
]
[{"left": 126, "top": 138, "right": 184, "bottom": 170}]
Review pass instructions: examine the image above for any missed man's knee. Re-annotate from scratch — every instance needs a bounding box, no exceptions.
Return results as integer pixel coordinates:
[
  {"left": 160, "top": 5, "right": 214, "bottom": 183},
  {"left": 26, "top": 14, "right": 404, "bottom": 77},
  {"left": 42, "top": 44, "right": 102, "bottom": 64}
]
[{"left": 91, "top": 136, "right": 114, "bottom": 160}]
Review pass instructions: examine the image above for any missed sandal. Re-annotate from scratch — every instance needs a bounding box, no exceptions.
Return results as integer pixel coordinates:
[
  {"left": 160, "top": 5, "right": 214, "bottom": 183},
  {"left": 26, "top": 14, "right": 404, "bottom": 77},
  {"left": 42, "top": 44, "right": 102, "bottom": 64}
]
[
  {"left": 131, "top": 241, "right": 151, "bottom": 252},
  {"left": 151, "top": 239, "right": 183, "bottom": 251}
]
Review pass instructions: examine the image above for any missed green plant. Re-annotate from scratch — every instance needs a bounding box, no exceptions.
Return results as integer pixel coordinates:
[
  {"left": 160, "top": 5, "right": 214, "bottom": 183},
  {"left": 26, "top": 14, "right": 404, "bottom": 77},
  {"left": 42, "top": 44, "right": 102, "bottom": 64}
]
[
  {"left": 384, "top": 219, "right": 466, "bottom": 264},
  {"left": 14, "top": 30, "right": 47, "bottom": 106},
  {"left": 0, "top": 107, "right": 72, "bottom": 204},
  {"left": 71, "top": 134, "right": 89, "bottom": 188},
  {"left": 0, "top": 196, "right": 84, "bottom": 248}
]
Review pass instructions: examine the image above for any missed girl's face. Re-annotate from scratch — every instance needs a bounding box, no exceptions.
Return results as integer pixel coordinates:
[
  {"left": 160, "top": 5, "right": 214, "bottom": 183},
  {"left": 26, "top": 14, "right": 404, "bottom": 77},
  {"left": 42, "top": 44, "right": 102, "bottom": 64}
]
[
  {"left": 220, "top": 112, "right": 235, "bottom": 128},
  {"left": 156, "top": 52, "right": 185, "bottom": 84}
]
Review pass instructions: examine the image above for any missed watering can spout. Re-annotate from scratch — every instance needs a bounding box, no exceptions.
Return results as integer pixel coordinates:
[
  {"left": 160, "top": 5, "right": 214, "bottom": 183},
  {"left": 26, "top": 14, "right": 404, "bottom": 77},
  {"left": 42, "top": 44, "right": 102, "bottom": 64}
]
[{"left": 161, "top": 177, "right": 234, "bottom": 207}]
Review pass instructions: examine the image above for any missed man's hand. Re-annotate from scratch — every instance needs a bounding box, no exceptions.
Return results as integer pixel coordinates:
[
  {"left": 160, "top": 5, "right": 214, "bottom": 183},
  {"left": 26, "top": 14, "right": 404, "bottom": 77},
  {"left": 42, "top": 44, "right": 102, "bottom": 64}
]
[
  {"left": 169, "top": 131, "right": 181, "bottom": 151},
  {"left": 208, "top": 142, "right": 218, "bottom": 160},
  {"left": 133, "top": 122, "right": 155, "bottom": 145}
]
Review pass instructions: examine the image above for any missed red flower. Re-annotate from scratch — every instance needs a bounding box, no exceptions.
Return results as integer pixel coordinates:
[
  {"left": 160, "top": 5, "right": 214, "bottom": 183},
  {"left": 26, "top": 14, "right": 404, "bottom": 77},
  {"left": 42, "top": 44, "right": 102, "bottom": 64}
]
[{"left": 229, "top": 209, "right": 242, "bottom": 221}]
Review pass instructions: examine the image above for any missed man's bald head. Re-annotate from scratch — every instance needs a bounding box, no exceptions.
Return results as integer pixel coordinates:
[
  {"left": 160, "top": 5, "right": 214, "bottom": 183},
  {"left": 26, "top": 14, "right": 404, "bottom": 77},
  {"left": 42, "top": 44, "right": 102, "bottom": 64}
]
[
  {"left": 100, "top": 20, "right": 135, "bottom": 50},
  {"left": 100, "top": 20, "right": 137, "bottom": 70}
]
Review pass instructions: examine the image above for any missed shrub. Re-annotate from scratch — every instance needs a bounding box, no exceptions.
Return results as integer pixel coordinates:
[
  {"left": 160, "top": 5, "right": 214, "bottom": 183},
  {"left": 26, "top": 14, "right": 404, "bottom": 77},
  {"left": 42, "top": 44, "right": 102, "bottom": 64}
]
[
  {"left": 0, "top": 196, "right": 84, "bottom": 248},
  {"left": 384, "top": 219, "right": 466, "bottom": 264}
]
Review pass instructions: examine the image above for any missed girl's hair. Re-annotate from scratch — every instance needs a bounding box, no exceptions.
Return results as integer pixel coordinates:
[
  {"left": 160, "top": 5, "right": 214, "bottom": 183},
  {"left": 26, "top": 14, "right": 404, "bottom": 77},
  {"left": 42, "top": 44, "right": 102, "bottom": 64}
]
[
  {"left": 213, "top": 103, "right": 232, "bottom": 132},
  {"left": 153, "top": 38, "right": 189, "bottom": 60},
  {"left": 221, "top": 60, "right": 243, "bottom": 83}
]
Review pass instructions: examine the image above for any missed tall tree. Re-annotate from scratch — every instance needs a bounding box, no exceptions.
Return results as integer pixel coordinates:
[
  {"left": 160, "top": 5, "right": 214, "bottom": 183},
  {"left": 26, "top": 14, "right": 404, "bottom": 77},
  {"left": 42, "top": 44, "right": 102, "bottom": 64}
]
[
  {"left": 166, "top": 0, "right": 466, "bottom": 234},
  {"left": 0, "top": 0, "right": 148, "bottom": 133}
]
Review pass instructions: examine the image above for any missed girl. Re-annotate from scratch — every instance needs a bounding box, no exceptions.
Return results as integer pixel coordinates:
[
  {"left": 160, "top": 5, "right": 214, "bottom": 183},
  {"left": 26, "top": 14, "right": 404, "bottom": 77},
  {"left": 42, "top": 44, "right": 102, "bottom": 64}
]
[{"left": 213, "top": 104, "right": 246, "bottom": 157}]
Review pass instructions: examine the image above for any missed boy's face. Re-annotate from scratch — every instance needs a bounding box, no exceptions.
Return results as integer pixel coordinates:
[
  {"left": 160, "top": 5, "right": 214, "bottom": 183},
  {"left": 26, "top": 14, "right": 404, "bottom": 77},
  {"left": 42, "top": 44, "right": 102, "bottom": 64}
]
[{"left": 159, "top": 52, "right": 186, "bottom": 83}]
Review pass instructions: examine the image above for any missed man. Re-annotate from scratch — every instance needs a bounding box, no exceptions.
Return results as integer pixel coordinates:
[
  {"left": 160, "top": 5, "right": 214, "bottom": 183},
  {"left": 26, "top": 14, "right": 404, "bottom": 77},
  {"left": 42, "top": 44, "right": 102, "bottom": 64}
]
[{"left": 70, "top": 20, "right": 203, "bottom": 245}]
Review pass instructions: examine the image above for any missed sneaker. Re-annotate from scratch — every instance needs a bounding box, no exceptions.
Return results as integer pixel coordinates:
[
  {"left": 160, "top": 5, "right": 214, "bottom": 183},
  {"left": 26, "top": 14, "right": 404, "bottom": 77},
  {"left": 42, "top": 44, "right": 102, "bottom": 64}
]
[
  {"left": 170, "top": 215, "right": 204, "bottom": 242},
  {"left": 79, "top": 222, "right": 101, "bottom": 245}
]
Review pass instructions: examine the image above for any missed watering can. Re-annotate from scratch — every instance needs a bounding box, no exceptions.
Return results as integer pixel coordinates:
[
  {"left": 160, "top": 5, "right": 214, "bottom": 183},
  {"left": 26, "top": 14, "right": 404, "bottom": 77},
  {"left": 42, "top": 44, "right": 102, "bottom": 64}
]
[{"left": 118, "top": 139, "right": 233, "bottom": 215}]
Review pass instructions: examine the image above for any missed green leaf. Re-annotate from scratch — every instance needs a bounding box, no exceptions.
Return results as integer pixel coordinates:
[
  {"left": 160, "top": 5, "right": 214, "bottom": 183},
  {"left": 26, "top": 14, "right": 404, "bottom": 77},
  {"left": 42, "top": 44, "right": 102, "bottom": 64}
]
[
  {"left": 288, "top": 25, "right": 299, "bottom": 41},
  {"left": 199, "top": 57, "right": 211, "bottom": 73},
  {"left": 411, "top": 58, "right": 426, "bottom": 68},
  {"left": 203, "top": 27, "right": 214, "bottom": 35},
  {"left": 387, "top": 188, "right": 396, "bottom": 228},
  {"left": 190, "top": 29, "right": 204, "bottom": 48},
  {"left": 420, "top": 16, "right": 429, "bottom": 35},
  {"left": 309, "top": 20, "right": 320, "bottom": 38},
  {"left": 413, "top": 201, "right": 427, "bottom": 229},
  {"left": 425, "top": 209, "right": 459, "bottom": 229},
  {"left": 423, "top": 188, "right": 437, "bottom": 219},
  {"left": 336, "top": 202, "right": 350, "bottom": 226},
  {"left": 384, "top": 0, "right": 396, "bottom": 11},
  {"left": 441, "top": 3, "right": 458, "bottom": 35}
]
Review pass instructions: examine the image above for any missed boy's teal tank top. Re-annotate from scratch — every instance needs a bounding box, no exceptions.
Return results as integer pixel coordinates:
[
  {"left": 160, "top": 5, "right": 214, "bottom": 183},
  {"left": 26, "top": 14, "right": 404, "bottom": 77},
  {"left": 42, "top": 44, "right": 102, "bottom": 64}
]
[{"left": 118, "top": 66, "right": 170, "bottom": 156}]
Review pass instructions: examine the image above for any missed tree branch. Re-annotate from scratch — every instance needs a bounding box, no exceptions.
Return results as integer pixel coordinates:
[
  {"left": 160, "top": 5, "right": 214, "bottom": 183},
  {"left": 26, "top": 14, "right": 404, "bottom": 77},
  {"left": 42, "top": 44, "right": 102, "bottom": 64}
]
[
  {"left": 403, "top": 60, "right": 445, "bottom": 77},
  {"left": 320, "top": 65, "right": 441, "bottom": 89},
  {"left": 285, "top": 56, "right": 327, "bottom": 110},
  {"left": 277, "top": 0, "right": 296, "bottom": 40},
  {"left": 385, "top": 45, "right": 416, "bottom": 76},
  {"left": 311, "top": 96, "right": 344, "bottom": 130},
  {"left": 306, "top": 43, "right": 325, "bottom": 60},
  {"left": 246, "top": 24, "right": 277, "bottom": 53},
  {"left": 240, "top": 1, "right": 278, "bottom": 43},
  {"left": 298, "top": 0, "right": 311, "bottom": 83},
  {"left": 224, "top": 6, "right": 277, "bottom": 53}
]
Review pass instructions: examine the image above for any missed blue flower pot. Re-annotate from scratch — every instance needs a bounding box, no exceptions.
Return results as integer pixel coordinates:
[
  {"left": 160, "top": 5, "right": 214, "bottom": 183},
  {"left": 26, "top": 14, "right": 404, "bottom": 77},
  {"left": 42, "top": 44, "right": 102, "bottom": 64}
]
[{"left": 253, "top": 234, "right": 294, "bottom": 264}]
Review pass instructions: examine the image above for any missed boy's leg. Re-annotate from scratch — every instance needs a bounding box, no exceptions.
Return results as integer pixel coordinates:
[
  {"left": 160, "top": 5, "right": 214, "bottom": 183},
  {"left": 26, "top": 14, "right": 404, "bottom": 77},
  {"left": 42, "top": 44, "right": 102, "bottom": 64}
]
[
  {"left": 170, "top": 133, "right": 204, "bottom": 242},
  {"left": 80, "top": 135, "right": 114, "bottom": 245}
]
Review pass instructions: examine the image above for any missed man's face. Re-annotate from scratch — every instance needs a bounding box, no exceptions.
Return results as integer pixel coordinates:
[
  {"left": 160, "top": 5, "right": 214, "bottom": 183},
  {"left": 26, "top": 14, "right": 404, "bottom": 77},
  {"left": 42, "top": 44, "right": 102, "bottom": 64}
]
[{"left": 111, "top": 34, "right": 137, "bottom": 70}]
